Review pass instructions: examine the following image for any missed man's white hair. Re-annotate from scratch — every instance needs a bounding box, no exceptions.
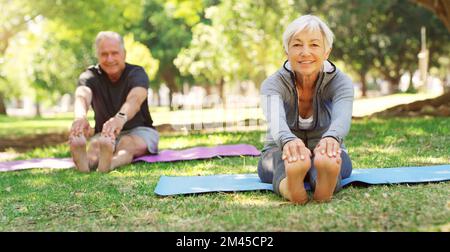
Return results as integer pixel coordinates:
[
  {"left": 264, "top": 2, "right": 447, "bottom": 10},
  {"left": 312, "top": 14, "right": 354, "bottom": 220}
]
[
  {"left": 95, "top": 31, "right": 125, "bottom": 54},
  {"left": 282, "top": 15, "right": 334, "bottom": 53}
]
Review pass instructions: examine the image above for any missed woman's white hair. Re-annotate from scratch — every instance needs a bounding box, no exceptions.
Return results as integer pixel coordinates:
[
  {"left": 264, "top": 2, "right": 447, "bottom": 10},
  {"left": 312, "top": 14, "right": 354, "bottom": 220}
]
[
  {"left": 95, "top": 31, "right": 125, "bottom": 54},
  {"left": 282, "top": 15, "right": 334, "bottom": 53}
]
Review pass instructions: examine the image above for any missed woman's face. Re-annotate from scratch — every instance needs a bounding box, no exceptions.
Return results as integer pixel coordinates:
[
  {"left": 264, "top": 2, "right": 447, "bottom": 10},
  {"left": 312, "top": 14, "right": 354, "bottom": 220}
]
[{"left": 287, "top": 28, "right": 330, "bottom": 78}]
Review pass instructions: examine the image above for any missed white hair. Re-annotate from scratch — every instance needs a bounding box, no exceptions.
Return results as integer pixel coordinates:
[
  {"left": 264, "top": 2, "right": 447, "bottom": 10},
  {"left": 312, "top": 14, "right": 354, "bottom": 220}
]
[
  {"left": 95, "top": 31, "right": 125, "bottom": 54},
  {"left": 282, "top": 15, "right": 334, "bottom": 53}
]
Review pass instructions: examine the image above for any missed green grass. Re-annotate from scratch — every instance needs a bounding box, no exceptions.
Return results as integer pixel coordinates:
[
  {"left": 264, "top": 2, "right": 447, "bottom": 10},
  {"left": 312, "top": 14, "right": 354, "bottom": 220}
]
[
  {"left": 0, "top": 115, "right": 73, "bottom": 138},
  {"left": 0, "top": 117, "right": 449, "bottom": 231}
]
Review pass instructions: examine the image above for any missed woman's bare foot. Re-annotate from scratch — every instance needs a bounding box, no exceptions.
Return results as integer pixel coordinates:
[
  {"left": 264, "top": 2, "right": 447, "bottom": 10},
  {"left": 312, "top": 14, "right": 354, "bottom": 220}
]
[
  {"left": 279, "top": 159, "right": 311, "bottom": 204},
  {"left": 313, "top": 154, "right": 341, "bottom": 202},
  {"left": 97, "top": 135, "right": 115, "bottom": 173},
  {"left": 69, "top": 134, "right": 89, "bottom": 173}
]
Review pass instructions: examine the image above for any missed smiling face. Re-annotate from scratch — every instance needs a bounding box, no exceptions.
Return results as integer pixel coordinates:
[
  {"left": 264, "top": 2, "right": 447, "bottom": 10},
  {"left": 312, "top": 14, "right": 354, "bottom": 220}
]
[
  {"left": 287, "top": 28, "right": 331, "bottom": 78},
  {"left": 96, "top": 37, "right": 126, "bottom": 81}
]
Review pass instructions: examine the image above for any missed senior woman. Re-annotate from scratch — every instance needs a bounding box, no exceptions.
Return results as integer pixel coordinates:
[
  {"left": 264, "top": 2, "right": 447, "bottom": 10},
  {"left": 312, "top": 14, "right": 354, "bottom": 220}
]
[{"left": 258, "top": 15, "right": 354, "bottom": 204}]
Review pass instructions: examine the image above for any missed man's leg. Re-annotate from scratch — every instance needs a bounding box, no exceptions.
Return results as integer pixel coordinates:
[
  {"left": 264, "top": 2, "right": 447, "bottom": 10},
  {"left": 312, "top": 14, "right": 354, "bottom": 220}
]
[
  {"left": 86, "top": 138, "right": 100, "bottom": 171},
  {"left": 97, "top": 135, "right": 116, "bottom": 173},
  {"left": 97, "top": 134, "right": 148, "bottom": 172},
  {"left": 69, "top": 135, "right": 90, "bottom": 173}
]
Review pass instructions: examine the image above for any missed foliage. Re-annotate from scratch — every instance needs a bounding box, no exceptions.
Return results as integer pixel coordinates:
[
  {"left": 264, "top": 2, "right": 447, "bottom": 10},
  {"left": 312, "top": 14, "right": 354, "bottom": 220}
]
[
  {"left": 329, "top": 0, "right": 450, "bottom": 93},
  {"left": 1, "top": 0, "right": 449, "bottom": 112},
  {"left": 124, "top": 33, "right": 159, "bottom": 80},
  {"left": 132, "top": 0, "right": 207, "bottom": 95}
]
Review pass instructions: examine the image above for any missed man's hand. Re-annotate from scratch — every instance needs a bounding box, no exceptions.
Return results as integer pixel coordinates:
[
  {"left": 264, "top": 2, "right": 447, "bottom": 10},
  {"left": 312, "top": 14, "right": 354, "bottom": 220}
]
[
  {"left": 70, "top": 117, "right": 91, "bottom": 137},
  {"left": 315, "top": 137, "right": 341, "bottom": 158},
  {"left": 282, "top": 139, "right": 311, "bottom": 163},
  {"left": 101, "top": 116, "right": 126, "bottom": 138}
]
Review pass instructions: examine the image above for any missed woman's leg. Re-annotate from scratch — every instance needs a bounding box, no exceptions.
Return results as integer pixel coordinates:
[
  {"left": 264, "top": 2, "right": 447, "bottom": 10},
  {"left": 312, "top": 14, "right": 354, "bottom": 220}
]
[
  {"left": 259, "top": 149, "right": 310, "bottom": 204},
  {"left": 279, "top": 156, "right": 311, "bottom": 204},
  {"left": 309, "top": 151, "right": 352, "bottom": 202}
]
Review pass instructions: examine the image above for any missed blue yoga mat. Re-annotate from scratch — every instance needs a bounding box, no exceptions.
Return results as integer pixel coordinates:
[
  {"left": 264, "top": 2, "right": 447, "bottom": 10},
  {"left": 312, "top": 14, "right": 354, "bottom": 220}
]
[{"left": 154, "top": 164, "right": 450, "bottom": 196}]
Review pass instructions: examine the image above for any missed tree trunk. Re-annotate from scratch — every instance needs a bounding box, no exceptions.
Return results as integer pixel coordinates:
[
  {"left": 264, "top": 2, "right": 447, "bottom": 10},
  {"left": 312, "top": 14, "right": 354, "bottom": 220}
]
[
  {"left": 414, "top": 0, "right": 450, "bottom": 32},
  {"left": 161, "top": 71, "right": 178, "bottom": 111},
  {"left": 445, "top": 77, "right": 450, "bottom": 93},
  {"left": 218, "top": 77, "right": 225, "bottom": 108},
  {"left": 0, "top": 92, "right": 6, "bottom": 115},
  {"left": 154, "top": 92, "right": 161, "bottom": 107},
  {"left": 406, "top": 71, "right": 417, "bottom": 93},
  {"left": 387, "top": 76, "right": 402, "bottom": 94},
  {"left": 35, "top": 92, "right": 42, "bottom": 117},
  {"left": 204, "top": 85, "right": 213, "bottom": 96},
  {"left": 35, "top": 101, "right": 41, "bottom": 117},
  {"left": 359, "top": 72, "right": 367, "bottom": 97}
]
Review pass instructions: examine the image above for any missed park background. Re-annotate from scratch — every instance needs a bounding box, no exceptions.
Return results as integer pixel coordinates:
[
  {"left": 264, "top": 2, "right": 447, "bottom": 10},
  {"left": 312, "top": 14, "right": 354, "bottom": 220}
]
[{"left": 0, "top": 0, "right": 449, "bottom": 232}]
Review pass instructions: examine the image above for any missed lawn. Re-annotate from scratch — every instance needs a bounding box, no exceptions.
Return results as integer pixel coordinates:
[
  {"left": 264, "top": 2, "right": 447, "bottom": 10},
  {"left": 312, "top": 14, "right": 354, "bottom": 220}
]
[{"left": 0, "top": 117, "right": 449, "bottom": 231}]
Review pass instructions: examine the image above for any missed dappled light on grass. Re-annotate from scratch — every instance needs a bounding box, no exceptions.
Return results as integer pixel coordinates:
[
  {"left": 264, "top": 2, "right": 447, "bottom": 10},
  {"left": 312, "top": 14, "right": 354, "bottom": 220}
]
[
  {"left": 150, "top": 156, "right": 259, "bottom": 177},
  {"left": 350, "top": 145, "right": 404, "bottom": 168},
  {"left": 24, "top": 177, "right": 53, "bottom": 189},
  {"left": 351, "top": 145, "right": 403, "bottom": 156},
  {"left": 228, "top": 194, "right": 282, "bottom": 207},
  {"left": 409, "top": 156, "right": 450, "bottom": 165},
  {"left": 20, "top": 144, "right": 70, "bottom": 160}
]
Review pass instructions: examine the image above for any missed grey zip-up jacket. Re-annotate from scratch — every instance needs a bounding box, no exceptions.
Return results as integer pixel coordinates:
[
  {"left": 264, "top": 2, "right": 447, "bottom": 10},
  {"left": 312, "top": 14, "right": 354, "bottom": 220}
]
[{"left": 260, "top": 60, "right": 354, "bottom": 152}]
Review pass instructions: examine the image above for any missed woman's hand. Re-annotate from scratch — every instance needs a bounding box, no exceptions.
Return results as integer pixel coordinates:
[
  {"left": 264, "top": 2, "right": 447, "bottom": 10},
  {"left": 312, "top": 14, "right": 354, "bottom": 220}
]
[
  {"left": 315, "top": 137, "right": 341, "bottom": 158},
  {"left": 282, "top": 139, "right": 311, "bottom": 163}
]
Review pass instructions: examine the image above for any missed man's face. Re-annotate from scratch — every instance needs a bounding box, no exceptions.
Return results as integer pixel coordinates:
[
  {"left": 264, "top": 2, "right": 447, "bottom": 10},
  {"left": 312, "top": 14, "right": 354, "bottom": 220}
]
[{"left": 97, "top": 38, "right": 126, "bottom": 79}]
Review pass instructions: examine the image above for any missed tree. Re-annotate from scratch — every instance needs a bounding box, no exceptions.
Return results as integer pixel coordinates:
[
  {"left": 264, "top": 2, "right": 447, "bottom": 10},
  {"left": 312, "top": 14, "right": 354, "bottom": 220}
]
[
  {"left": 0, "top": 0, "right": 146, "bottom": 115},
  {"left": 0, "top": 0, "right": 40, "bottom": 114},
  {"left": 124, "top": 33, "right": 159, "bottom": 81},
  {"left": 326, "top": 0, "right": 381, "bottom": 97},
  {"left": 413, "top": 0, "right": 450, "bottom": 31},
  {"left": 174, "top": 12, "right": 237, "bottom": 104},
  {"left": 132, "top": 0, "right": 208, "bottom": 110},
  {"left": 328, "top": 0, "right": 449, "bottom": 94},
  {"left": 31, "top": 32, "right": 79, "bottom": 117},
  {"left": 175, "top": 0, "right": 289, "bottom": 100}
]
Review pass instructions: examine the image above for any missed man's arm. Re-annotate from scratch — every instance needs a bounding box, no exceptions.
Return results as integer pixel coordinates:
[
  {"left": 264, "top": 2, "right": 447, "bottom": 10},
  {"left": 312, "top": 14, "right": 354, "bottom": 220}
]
[
  {"left": 117, "top": 86, "right": 148, "bottom": 122},
  {"left": 101, "top": 86, "right": 148, "bottom": 137},
  {"left": 70, "top": 86, "right": 93, "bottom": 137},
  {"left": 74, "top": 86, "right": 93, "bottom": 119}
]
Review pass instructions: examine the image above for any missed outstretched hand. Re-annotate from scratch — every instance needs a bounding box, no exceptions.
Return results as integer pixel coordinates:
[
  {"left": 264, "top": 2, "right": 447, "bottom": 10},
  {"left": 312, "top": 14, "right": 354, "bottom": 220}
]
[
  {"left": 101, "top": 117, "right": 126, "bottom": 138},
  {"left": 315, "top": 137, "right": 341, "bottom": 158},
  {"left": 70, "top": 117, "right": 91, "bottom": 137},
  {"left": 282, "top": 139, "right": 311, "bottom": 163}
]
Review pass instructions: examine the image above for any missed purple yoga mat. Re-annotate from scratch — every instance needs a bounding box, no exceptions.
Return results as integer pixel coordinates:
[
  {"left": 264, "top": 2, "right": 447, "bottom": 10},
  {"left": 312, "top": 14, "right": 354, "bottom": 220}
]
[
  {"left": 134, "top": 144, "right": 260, "bottom": 163},
  {"left": 0, "top": 144, "right": 261, "bottom": 172},
  {"left": 0, "top": 158, "right": 75, "bottom": 172}
]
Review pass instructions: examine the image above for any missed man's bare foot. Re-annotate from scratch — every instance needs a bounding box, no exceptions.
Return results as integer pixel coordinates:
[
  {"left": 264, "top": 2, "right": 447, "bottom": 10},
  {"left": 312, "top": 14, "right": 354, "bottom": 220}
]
[
  {"left": 313, "top": 154, "right": 341, "bottom": 202},
  {"left": 88, "top": 157, "right": 99, "bottom": 171},
  {"left": 69, "top": 135, "right": 89, "bottom": 173},
  {"left": 97, "top": 135, "right": 115, "bottom": 173},
  {"left": 280, "top": 159, "right": 311, "bottom": 204}
]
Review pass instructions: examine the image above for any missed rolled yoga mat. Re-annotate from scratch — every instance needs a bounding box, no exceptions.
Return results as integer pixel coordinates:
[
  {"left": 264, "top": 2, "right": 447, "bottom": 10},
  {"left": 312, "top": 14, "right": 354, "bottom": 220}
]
[
  {"left": 154, "top": 164, "right": 450, "bottom": 196},
  {"left": 0, "top": 144, "right": 260, "bottom": 172}
]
